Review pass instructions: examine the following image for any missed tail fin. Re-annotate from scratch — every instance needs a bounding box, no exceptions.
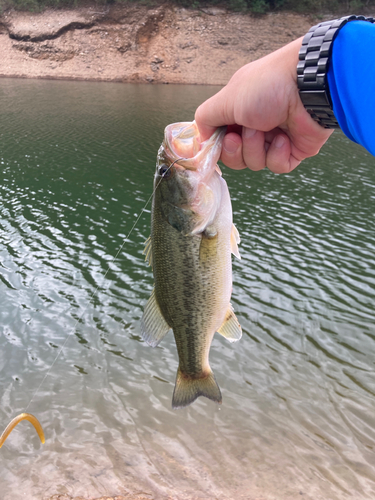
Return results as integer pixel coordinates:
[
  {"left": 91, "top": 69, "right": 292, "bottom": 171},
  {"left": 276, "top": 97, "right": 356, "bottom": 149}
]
[{"left": 172, "top": 367, "right": 222, "bottom": 409}]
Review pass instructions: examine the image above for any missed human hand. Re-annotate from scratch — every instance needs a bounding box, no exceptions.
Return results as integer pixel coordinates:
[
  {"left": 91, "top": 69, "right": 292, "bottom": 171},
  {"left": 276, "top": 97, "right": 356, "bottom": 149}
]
[{"left": 195, "top": 38, "right": 333, "bottom": 174}]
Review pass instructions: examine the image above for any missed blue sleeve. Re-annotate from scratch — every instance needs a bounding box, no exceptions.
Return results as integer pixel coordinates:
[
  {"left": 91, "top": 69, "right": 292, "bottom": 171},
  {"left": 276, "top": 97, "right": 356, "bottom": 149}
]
[{"left": 327, "top": 21, "right": 375, "bottom": 155}]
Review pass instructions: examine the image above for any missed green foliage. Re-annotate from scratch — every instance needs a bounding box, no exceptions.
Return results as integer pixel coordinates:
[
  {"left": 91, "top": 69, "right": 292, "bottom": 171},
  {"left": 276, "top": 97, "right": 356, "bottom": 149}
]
[
  {"left": 229, "top": 0, "right": 248, "bottom": 11},
  {"left": 349, "top": 0, "right": 366, "bottom": 9},
  {"left": 282, "top": 0, "right": 374, "bottom": 12},
  {"left": 2, "top": 0, "right": 375, "bottom": 14},
  {"left": 0, "top": 0, "right": 80, "bottom": 11},
  {"left": 251, "top": 0, "right": 268, "bottom": 13}
]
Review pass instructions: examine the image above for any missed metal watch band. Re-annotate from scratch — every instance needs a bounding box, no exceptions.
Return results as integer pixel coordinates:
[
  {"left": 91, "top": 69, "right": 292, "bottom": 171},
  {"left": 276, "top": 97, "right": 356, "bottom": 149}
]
[{"left": 297, "top": 15, "right": 374, "bottom": 129}]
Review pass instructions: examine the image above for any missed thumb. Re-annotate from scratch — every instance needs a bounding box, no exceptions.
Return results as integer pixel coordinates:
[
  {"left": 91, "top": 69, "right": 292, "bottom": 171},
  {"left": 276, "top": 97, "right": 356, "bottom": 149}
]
[{"left": 195, "top": 87, "right": 234, "bottom": 142}]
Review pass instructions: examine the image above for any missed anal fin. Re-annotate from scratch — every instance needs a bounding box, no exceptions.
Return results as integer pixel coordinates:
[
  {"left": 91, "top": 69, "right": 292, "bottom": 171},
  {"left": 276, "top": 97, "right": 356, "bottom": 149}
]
[
  {"left": 217, "top": 303, "right": 242, "bottom": 343},
  {"left": 141, "top": 289, "right": 170, "bottom": 347}
]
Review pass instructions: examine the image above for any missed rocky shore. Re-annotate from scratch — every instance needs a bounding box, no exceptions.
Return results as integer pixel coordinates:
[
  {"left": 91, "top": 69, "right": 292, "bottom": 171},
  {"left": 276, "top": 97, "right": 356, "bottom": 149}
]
[
  {"left": 49, "top": 495, "right": 149, "bottom": 500},
  {"left": 0, "top": 4, "right": 319, "bottom": 85}
]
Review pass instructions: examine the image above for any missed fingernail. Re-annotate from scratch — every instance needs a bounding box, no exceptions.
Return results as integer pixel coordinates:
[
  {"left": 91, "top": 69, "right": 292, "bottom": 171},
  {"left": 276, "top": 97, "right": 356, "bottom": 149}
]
[
  {"left": 243, "top": 127, "right": 257, "bottom": 139},
  {"left": 223, "top": 138, "right": 239, "bottom": 154},
  {"left": 274, "top": 135, "right": 285, "bottom": 148}
]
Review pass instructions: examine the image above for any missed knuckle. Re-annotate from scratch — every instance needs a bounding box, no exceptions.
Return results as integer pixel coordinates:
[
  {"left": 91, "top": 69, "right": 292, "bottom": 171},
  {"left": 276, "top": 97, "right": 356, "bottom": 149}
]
[
  {"left": 194, "top": 104, "right": 203, "bottom": 122},
  {"left": 248, "top": 163, "right": 265, "bottom": 172},
  {"left": 221, "top": 153, "right": 247, "bottom": 171},
  {"left": 244, "top": 151, "right": 266, "bottom": 171},
  {"left": 242, "top": 132, "right": 266, "bottom": 171},
  {"left": 266, "top": 155, "right": 289, "bottom": 174}
]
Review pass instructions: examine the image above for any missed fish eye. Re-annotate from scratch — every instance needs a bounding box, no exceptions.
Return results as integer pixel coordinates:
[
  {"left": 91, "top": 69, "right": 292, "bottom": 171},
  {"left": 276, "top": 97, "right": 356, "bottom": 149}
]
[{"left": 158, "top": 164, "right": 171, "bottom": 179}]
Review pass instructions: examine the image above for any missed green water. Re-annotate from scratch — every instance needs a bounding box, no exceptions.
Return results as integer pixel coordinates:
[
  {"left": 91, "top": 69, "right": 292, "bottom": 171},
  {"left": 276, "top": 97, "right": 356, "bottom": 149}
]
[{"left": 0, "top": 78, "right": 375, "bottom": 500}]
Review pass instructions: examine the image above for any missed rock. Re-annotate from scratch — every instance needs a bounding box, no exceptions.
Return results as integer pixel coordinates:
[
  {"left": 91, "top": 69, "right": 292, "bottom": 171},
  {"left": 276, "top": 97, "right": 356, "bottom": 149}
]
[
  {"left": 6, "top": 9, "right": 98, "bottom": 42},
  {"left": 200, "top": 7, "right": 227, "bottom": 16},
  {"left": 152, "top": 55, "right": 163, "bottom": 63}
]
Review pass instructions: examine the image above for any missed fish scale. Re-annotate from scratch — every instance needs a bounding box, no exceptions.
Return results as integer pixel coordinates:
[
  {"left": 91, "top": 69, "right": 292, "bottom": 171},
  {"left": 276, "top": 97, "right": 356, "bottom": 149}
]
[{"left": 153, "top": 205, "right": 227, "bottom": 376}]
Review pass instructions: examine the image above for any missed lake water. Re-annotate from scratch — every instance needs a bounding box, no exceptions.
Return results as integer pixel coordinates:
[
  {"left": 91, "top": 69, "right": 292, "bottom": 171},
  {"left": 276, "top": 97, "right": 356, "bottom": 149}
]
[{"left": 0, "top": 78, "right": 375, "bottom": 500}]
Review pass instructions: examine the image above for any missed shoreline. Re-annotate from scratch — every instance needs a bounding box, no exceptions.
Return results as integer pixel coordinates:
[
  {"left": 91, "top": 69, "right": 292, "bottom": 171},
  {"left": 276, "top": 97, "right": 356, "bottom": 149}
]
[{"left": 0, "top": 4, "right": 321, "bottom": 86}]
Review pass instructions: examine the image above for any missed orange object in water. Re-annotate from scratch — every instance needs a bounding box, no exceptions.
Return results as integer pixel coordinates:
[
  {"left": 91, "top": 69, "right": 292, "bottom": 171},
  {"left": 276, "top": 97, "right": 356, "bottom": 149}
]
[{"left": 0, "top": 413, "right": 45, "bottom": 448}]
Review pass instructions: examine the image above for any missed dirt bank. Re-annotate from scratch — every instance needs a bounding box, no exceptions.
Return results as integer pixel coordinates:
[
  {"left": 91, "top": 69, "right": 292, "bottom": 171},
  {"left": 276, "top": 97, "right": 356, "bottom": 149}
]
[
  {"left": 49, "top": 495, "right": 151, "bottom": 500},
  {"left": 0, "top": 4, "right": 321, "bottom": 85}
]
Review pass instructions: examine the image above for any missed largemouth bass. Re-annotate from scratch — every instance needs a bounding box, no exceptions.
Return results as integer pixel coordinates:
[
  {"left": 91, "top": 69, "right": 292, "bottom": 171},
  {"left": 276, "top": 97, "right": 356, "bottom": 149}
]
[{"left": 141, "top": 121, "right": 242, "bottom": 409}]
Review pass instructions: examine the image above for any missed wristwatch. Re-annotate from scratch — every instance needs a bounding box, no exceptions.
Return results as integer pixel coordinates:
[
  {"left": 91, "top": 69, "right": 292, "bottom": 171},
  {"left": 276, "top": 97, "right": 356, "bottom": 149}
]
[{"left": 297, "top": 15, "right": 374, "bottom": 129}]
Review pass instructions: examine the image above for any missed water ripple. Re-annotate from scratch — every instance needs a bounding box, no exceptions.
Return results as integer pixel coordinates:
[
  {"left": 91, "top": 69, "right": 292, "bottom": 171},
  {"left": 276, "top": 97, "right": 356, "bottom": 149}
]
[{"left": 0, "top": 79, "right": 375, "bottom": 500}]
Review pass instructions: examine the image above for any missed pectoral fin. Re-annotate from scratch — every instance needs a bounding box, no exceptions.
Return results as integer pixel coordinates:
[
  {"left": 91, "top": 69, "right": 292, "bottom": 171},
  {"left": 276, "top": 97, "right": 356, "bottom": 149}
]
[
  {"left": 141, "top": 289, "right": 170, "bottom": 347},
  {"left": 217, "top": 304, "right": 242, "bottom": 343},
  {"left": 231, "top": 224, "right": 241, "bottom": 260}
]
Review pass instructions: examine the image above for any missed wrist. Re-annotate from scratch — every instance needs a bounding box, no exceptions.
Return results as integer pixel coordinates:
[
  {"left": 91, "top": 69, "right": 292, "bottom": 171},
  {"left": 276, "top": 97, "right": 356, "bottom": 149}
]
[{"left": 297, "top": 15, "right": 375, "bottom": 129}]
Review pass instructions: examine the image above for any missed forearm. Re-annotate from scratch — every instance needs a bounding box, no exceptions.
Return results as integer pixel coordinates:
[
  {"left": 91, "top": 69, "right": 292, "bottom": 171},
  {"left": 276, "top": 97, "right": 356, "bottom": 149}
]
[{"left": 327, "top": 20, "right": 375, "bottom": 155}]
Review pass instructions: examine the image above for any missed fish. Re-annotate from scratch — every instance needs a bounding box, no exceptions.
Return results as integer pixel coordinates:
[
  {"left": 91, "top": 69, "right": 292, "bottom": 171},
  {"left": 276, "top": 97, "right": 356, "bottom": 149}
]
[{"left": 141, "top": 121, "right": 242, "bottom": 409}]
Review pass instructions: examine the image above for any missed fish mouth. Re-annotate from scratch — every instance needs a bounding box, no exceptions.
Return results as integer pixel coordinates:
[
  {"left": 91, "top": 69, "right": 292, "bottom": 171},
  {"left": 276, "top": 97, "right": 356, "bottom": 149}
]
[{"left": 164, "top": 121, "right": 226, "bottom": 173}]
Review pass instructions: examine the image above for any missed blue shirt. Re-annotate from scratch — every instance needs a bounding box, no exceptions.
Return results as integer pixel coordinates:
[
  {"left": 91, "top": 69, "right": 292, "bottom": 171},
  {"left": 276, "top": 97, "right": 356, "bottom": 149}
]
[{"left": 327, "top": 21, "right": 375, "bottom": 155}]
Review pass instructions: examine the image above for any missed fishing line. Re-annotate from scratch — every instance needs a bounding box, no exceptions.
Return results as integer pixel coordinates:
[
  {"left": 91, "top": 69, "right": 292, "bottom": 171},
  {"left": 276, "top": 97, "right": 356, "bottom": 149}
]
[{"left": 24, "top": 157, "right": 185, "bottom": 413}]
